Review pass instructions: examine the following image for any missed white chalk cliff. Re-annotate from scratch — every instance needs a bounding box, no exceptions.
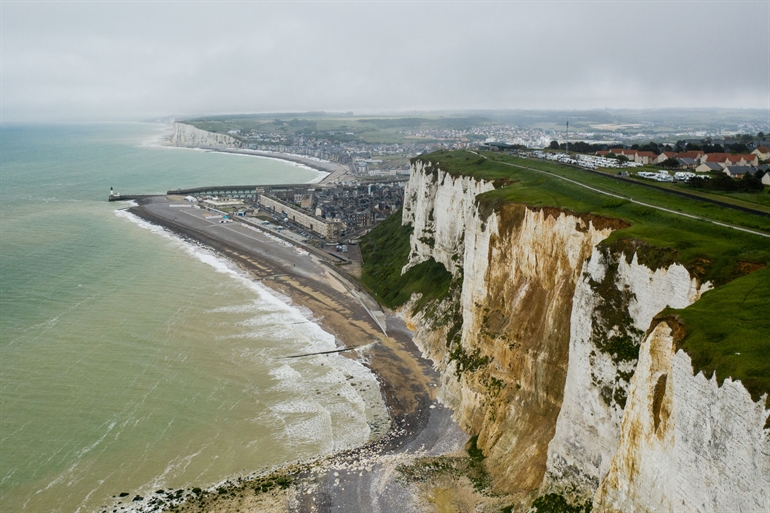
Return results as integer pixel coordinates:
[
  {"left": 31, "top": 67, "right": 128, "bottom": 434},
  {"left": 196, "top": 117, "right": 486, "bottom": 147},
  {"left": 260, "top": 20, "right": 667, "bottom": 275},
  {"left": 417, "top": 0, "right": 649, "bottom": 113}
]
[
  {"left": 170, "top": 122, "right": 242, "bottom": 149},
  {"left": 401, "top": 160, "right": 770, "bottom": 511}
]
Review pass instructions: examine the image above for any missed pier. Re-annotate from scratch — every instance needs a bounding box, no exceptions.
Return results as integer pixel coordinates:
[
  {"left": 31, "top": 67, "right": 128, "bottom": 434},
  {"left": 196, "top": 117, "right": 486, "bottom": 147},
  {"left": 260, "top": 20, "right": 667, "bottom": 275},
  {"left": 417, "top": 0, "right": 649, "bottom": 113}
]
[{"left": 108, "top": 194, "right": 155, "bottom": 202}]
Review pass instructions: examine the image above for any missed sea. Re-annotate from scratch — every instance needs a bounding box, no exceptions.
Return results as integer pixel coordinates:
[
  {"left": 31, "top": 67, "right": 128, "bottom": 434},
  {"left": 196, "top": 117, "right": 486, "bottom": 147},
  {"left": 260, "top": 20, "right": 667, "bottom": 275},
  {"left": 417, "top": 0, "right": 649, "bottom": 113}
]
[{"left": 0, "top": 123, "right": 387, "bottom": 513}]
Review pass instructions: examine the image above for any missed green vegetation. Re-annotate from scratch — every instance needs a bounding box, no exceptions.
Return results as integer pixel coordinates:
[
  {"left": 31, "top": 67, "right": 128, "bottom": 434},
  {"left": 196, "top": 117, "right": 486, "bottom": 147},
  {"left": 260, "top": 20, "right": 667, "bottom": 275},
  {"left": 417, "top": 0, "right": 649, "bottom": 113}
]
[
  {"left": 362, "top": 151, "right": 770, "bottom": 404},
  {"left": 416, "top": 150, "right": 770, "bottom": 286},
  {"left": 666, "top": 267, "right": 770, "bottom": 405},
  {"left": 529, "top": 493, "right": 593, "bottom": 513},
  {"left": 622, "top": 172, "right": 770, "bottom": 212},
  {"left": 398, "top": 150, "right": 770, "bottom": 401},
  {"left": 185, "top": 113, "right": 494, "bottom": 145},
  {"left": 359, "top": 210, "right": 452, "bottom": 311},
  {"left": 396, "top": 435, "right": 491, "bottom": 492},
  {"left": 359, "top": 149, "right": 768, "bottom": 403},
  {"left": 449, "top": 344, "right": 490, "bottom": 377},
  {"left": 689, "top": 172, "right": 765, "bottom": 193},
  {"left": 253, "top": 474, "right": 293, "bottom": 494}
]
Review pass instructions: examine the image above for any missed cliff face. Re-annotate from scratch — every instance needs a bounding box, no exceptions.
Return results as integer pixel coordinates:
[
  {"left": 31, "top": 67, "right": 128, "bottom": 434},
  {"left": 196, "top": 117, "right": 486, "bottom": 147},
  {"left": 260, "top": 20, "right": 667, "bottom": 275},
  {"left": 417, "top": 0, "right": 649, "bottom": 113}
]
[
  {"left": 170, "top": 122, "right": 242, "bottom": 149},
  {"left": 402, "top": 161, "right": 495, "bottom": 275},
  {"left": 401, "top": 162, "right": 770, "bottom": 511},
  {"left": 543, "top": 250, "right": 712, "bottom": 502},
  {"left": 595, "top": 320, "right": 770, "bottom": 512}
]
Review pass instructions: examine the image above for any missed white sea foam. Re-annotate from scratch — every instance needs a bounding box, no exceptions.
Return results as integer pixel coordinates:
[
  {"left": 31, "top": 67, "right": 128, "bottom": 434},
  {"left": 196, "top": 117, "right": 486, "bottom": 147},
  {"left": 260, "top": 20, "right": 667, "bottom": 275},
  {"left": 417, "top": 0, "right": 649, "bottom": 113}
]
[{"left": 112, "top": 208, "right": 389, "bottom": 508}]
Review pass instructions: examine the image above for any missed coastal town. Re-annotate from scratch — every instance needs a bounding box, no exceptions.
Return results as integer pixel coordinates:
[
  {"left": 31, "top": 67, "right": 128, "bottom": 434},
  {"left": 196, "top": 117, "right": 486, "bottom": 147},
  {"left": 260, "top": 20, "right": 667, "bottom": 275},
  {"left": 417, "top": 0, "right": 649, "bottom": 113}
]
[
  {"left": 164, "top": 123, "right": 769, "bottom": 265},
  {"left": 6, "top": 0, "right": 769, "bottom": 511},
  {"left": 117, "top": 124, "right": 770, "bottom": 513}
]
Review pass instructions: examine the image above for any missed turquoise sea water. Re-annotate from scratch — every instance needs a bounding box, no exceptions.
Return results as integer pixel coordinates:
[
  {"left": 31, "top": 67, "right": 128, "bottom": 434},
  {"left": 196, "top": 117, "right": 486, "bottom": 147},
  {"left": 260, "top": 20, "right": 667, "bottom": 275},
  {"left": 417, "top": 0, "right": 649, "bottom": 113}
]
[{"left": 0, "top": 124, "right": 385, "bottom": 512}]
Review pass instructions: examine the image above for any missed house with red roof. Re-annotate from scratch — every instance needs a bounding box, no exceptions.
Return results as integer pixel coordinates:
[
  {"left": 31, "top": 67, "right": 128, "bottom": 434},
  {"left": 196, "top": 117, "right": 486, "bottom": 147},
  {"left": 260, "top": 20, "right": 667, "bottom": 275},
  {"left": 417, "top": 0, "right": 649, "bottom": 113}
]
[
  {"left": 655, "top": 151, "right": 677, "bottom": 164},
  {"left": 634, "top": 151, "right": 657, "bottom": 165},
  {"left": 701, "top": 153, "right": 758, "bottom": 168},
  {"left": 676, "top": 150, "right": 705, "bottom": 163},
  {"left": 752, "top": 146, "right": 769, "bottom": 160}
]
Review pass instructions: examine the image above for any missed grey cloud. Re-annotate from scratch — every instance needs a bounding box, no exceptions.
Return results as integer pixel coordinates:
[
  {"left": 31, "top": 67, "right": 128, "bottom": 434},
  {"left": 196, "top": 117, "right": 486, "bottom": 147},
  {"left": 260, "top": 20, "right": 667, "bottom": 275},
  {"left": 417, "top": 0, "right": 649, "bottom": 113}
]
[{"left": 2, "top": 1, "right": 767, "bottom": 121}]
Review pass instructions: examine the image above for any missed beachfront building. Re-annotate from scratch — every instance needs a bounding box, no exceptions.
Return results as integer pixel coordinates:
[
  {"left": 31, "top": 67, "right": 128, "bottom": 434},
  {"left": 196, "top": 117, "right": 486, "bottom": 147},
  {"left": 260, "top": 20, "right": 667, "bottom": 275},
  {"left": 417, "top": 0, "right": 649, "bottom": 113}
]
[
  {"left": 258, "top": 194, "right": 341, "bottom": 240},
  {"left": 202, "top": 198, "right": 244, "bottom": 209}
]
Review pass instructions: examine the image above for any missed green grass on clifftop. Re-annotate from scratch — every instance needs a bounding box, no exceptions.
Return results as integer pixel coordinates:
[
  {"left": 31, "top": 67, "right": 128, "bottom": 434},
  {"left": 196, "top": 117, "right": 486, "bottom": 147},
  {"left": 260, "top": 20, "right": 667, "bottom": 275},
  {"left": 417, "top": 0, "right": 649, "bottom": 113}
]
[
  {"left": 408, "top": 150, "right": 770, "bottom": 403},
  {"left": 359, "top": 210, "right": 452, "bottom": 311},
  {"left": 666, "top": 267, "right": 770, "bottom": 405},
  {"left": 414, "top": 150, "right": 770, "bottom": 286}
]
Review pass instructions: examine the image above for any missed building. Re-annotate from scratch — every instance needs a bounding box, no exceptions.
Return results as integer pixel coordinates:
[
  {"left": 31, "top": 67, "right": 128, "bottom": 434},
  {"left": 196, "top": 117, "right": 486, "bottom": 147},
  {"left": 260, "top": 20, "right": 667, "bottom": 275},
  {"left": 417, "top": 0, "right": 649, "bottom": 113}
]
[
  {"left": 752, "top": 146, "right": 770, "bottom": 161},
  {"left": 655, "top": 151, "right": 677, "bottom": 164},
  {"left": 634, "top": 151, "right": 657, "bottom": 165},
  {"left": 202, "top": 198, "right": 244, "bottom": 209},
  {"left": 723, "top": 166, "right": 756, "bottom": 178},
  {"left": 676, "top": 157, "right": 698, "bottom": 169},
  {"left": 695, "top": 162, "right": 723, "bottom": 173},
  {"left": 677, "top": 151, "right": 705, "bottom": 163},
  {"left": 701, "top": 153, "right": 758, "bottom": 168},
  {"left": 258, "top": 195, "right": 341, "bottom": 239}
]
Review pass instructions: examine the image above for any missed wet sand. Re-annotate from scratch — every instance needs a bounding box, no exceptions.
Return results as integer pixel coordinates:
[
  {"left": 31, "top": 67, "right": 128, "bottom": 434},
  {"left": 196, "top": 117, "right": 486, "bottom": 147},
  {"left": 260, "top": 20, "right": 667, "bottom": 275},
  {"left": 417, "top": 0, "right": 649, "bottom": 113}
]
[{"left": 125, "top": 196, "right": 468, "bottom": 512}]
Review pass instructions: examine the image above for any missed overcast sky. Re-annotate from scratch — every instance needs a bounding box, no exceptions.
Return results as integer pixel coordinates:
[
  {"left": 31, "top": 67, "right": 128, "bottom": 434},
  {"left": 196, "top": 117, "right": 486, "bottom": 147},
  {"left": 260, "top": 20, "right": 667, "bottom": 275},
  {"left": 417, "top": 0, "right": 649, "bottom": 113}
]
[{"left": 2, "top": 0, "right": 768, "bottom": 122}]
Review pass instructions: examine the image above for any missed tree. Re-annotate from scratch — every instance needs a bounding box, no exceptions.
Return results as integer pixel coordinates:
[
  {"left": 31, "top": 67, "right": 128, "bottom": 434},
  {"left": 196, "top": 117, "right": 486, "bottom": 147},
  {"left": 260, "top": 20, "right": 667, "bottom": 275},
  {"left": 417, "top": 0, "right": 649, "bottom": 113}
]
[
  {"left": 616, "top": 155, "right": 630, "bottom": 163},
  {"left": 758, "top": 132, "right": 765, "bottom": 140},
  {"left": 662, "top": 158, "right": 680, "bottom": 169},
  {"left": 737, "top": 172, "right": 764, "bottom": 192},
  {"left": 549, "top": 140, "right": 559, "bottom": 150},
  {"left": 726, "top": 142, "right": 749, "bottom": 154},
  {"left": 708, "top": 173, "right": 738, "bottom": 191}
]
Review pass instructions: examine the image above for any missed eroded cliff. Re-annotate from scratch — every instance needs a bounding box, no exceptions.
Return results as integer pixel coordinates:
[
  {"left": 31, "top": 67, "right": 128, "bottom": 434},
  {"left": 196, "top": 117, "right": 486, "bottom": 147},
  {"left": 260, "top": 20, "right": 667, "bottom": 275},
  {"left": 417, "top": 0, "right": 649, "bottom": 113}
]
[
  {"left": 170, "top": 122, "right": 242, "bottom": 149},
  {"left": 397, "top": 159, "right": 770, "bottom": 511}
]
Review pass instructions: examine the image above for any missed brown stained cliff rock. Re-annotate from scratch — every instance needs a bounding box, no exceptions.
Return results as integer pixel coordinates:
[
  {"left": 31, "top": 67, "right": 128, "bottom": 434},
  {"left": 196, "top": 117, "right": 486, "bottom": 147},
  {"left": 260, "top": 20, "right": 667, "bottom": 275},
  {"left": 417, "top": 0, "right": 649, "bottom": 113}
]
[
  {"left": 454, "top": 204, "right": 614, "bottom": 496},
  {"left": 527, "top": 206, "right": 630, "bottom": 233},
  {"left": 651, "top": 374, "right": 667, "bottom": 433},
  {"left": 595, "top": 321, "right": 677, "bottom": 509}
]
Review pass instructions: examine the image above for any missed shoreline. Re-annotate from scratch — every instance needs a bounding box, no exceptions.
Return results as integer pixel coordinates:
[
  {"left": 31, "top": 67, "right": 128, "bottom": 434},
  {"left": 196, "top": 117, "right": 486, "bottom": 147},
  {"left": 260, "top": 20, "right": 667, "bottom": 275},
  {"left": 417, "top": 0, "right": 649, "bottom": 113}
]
[
  {"left": 122, "top": 196, "right": 463, "bottom": 512},
  {"left": 156, "top": 136, "right": 353, "bottom": 184}
]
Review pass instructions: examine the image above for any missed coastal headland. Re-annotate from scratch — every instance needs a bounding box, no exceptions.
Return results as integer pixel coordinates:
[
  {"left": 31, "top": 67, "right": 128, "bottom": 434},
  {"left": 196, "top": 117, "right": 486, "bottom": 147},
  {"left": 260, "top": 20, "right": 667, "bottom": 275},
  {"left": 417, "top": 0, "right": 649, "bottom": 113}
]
[{"left": 125, "top": 196, "right": 475, "bottom": 512}]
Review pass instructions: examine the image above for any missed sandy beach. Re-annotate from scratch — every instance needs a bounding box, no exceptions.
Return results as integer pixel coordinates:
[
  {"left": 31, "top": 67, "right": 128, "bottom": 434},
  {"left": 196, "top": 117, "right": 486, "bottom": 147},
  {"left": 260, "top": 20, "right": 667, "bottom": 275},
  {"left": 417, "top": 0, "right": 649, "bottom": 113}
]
[
  {"left": 163, "top": 143, "right": 354, "bottom": 185},
  {"left": 123, "top": 196, "right": 473, "bottom": 512}
]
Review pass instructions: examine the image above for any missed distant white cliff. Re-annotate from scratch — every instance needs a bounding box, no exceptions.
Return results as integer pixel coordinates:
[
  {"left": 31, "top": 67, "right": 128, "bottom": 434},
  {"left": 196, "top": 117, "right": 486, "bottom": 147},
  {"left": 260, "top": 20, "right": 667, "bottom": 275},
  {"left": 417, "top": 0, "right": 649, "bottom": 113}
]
[{"left": 170, "top": 122, "right": 242, "bottom": 149}]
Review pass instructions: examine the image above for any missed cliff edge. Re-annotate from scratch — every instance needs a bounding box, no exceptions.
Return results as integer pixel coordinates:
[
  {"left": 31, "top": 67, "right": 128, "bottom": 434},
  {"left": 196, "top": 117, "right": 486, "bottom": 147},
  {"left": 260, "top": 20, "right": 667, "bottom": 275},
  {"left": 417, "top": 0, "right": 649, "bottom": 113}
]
[
  {"left": 170, "top": 122, "right": 242, "bottom": 149},
  {"left": 360, "top": 151, "right": 770, "bottom": 512}
]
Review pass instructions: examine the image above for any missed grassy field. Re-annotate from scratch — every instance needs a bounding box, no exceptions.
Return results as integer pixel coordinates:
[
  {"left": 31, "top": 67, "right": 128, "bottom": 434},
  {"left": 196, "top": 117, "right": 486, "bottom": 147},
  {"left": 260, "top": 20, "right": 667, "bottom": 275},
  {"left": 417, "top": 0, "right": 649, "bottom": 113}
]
[
  {"left": 184, "top": 114, "right": 494, "bottom": 145},
  {"left": 667, "top": 267, "right": 770, "bottom": 405},
  {"left": 395, "top": 150, "right": 769, "bottom": 402},
  {"left": 359, "top": 210, "right": 452, "bottom": 311},
  {"left": 611, "top": 166, "right": 770, "bottom": 211}
]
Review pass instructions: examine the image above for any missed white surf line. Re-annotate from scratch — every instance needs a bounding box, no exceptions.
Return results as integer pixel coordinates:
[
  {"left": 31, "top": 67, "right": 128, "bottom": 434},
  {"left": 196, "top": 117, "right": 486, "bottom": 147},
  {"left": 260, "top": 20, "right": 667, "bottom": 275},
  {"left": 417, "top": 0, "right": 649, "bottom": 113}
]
[
  {"left": 475, "top": 153, "right": 770, "bottom": 239},
  {"left": 177, "top": 208, "right": 388, "bottom": 334}
]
